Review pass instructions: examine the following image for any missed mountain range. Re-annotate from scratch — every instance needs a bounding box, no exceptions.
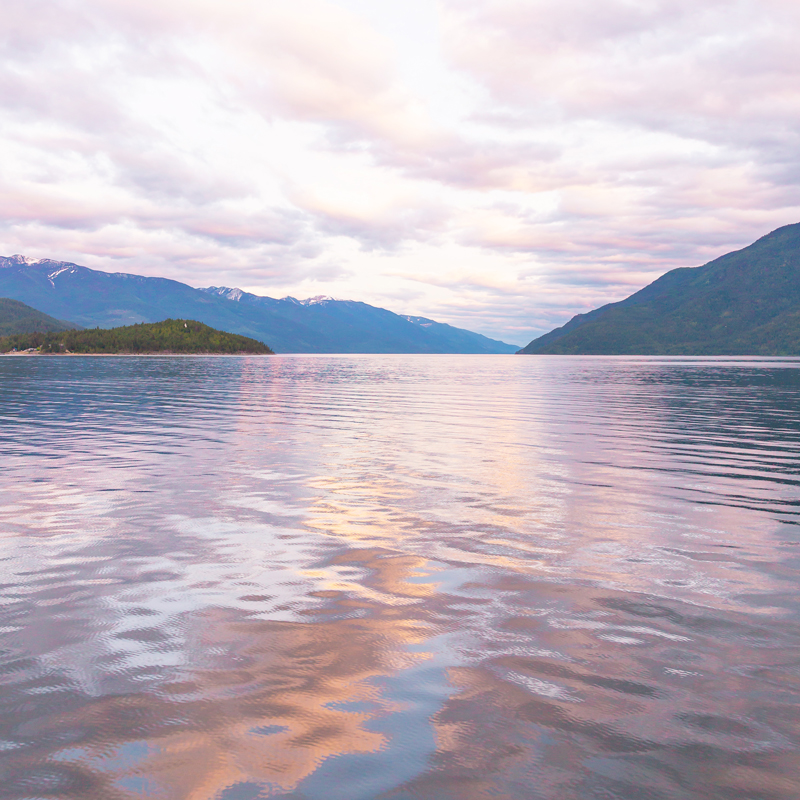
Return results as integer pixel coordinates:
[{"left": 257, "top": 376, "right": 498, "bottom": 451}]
[
  {"left": 0, "top": 256, "right": 518, "bottom": 353},
  {"left": 519, "top": 223, "right": 800, "bottom": 355}
]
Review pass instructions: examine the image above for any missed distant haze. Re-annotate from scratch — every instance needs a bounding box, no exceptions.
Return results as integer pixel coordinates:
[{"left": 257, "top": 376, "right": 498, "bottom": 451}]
[{"left": 3, "top": 0, "right": 800, "bottom": 343}]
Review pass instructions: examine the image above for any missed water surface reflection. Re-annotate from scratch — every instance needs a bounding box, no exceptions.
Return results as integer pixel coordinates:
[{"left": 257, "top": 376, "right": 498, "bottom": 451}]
[{"left": 0, "top": 355, "right": 799, "bottom": 799}]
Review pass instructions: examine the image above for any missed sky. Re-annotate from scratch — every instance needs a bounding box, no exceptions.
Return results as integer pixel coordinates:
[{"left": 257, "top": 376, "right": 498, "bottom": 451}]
[{"left": 3, "top": 0, "right": 800, "bottom": 344}]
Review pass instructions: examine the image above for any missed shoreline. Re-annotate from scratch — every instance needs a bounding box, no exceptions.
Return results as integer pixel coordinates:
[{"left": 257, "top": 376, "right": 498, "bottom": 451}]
[{"left": 0, "top": 351, "right": 273, "bottom": 357}]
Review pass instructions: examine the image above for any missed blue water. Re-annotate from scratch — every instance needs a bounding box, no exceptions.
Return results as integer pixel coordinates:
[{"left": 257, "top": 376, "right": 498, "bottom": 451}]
[{"left": 0, "top": 355, "right": 799, "bottom": 800}]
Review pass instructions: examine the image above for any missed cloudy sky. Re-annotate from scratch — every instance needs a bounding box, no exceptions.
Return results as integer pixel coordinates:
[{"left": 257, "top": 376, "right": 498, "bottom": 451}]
[{"left": 3, "top": 0, "right": 800, "bottom": 343}]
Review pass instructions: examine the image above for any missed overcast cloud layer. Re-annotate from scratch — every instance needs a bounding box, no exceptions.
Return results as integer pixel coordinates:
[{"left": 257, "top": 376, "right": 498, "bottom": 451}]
[{"left": 3, "top": 0, "right": 800, "bottom": 343}]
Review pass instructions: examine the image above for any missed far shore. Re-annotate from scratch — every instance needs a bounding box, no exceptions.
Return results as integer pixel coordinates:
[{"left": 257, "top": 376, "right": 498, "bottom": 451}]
[{"left": 0, "top": 351, "right": 273, "bottom": 357}]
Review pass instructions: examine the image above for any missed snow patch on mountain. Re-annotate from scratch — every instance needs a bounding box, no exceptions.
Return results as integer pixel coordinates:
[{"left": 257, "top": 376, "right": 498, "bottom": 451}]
[
  {"left": 5, "top": 254, "right": 42, "bottom": 267},
  {"left": 204, "top": 286, "right": 245, "bottom": 301},
  {"left": 47, "top": 267, "right": 76, "bottom": 284},
  {"left": 201, "top": 287, "right": 339, "bottom": 306}
]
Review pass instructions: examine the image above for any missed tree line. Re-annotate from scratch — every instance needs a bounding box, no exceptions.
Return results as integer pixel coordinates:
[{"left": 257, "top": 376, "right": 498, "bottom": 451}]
[{"left": 0, "top": 319, "right": 274, "bottom": 354}]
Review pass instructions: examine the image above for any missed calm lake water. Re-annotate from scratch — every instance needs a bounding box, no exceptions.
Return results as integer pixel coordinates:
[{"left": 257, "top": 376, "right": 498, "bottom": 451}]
[{"left": 1, "top": 355, "right": 799, "bottom": 800}]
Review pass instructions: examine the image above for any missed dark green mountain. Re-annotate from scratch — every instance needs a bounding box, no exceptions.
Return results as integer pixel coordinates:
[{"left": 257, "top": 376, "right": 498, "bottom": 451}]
[
  {"left": 0, "top": 297, "right": 80, "bottom": 336},
  {"left": 0, "top": 256, "right": 518, "bottom": 353},
  {"left": 519, "top": 223, "right": 800, "bottom": 355},
  {"left": 0, "top": 319, "right": 273, "bottom": 354}
]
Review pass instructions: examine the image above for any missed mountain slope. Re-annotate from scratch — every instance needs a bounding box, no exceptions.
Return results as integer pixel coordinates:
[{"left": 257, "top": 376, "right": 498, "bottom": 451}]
[
  {"left": 400, "top": 315, "right": 516, "bottom": 354},
  {"left": 0, "top": 297, "right": 80, "bottom": 336},
  {"left": 0, "top": 255, "right": 517, "bottom": 353},
  {"left": 519, "top": 223, "right": 800, "bottom": 355}
]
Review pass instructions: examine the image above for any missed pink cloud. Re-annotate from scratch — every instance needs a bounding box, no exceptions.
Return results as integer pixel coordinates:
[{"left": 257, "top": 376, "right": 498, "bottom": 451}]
[{"left": 442, "top": 0, "right": 800, "bottom": 141}]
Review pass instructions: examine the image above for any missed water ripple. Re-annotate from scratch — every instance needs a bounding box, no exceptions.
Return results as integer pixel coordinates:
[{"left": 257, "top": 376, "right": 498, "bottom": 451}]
[{"left": 0, "top": 355, "right": 799, "bottom": 799}]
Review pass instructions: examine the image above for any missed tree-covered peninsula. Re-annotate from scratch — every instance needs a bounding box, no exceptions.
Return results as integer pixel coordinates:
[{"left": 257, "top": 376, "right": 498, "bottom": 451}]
[{"left": 0, "top": 318, "right": 273, "bottom": 354}]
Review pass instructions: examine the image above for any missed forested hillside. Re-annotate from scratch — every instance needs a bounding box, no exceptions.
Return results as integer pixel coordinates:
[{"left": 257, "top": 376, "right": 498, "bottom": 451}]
[
  {"left": 0, "top": 297, "right": 79, "bottom": 335},
  {"left": 0, "top": 319, "right": 273, "bottom": 354},
  {"left": 519, "top": 223, "right": 800, "bottom": 355}
]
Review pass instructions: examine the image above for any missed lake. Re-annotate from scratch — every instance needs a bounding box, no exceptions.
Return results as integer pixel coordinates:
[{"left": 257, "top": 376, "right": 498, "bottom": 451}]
[{"left": 1, "top": 354, "right": 799, "bottom": 800}]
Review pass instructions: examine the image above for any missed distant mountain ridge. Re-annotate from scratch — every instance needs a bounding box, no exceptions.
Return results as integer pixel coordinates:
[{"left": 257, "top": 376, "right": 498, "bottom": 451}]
[
  {"left": 519, "top": 223, "right": 800, "bottom": 355},
  {"left": 0, "top": 256, "right": 518, "bottom": 353},
  {"left": 199, "top": 285, "right": 516, "bottom": 354}
]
